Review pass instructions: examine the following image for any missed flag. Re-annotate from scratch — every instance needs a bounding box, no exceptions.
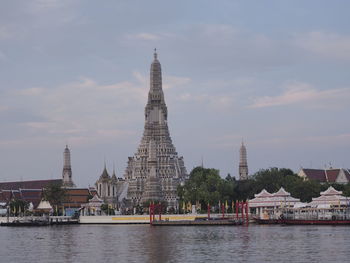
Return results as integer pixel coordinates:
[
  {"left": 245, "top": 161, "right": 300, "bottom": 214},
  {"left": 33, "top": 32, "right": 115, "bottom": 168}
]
[
  {"left": 182, "top": 201, "right": 186, "bottom": 212},
  {"left": 225, "top": 200, "right": 228, "bottom": 211},
  {"left": 219, "top": 200, "right": 221, "bottom": 210},
  {"left": 187, "top": 201, "right": 192, "bottom": 212},
  {"left": 232, "top": 201, "right": 234, "bottom": 212}
]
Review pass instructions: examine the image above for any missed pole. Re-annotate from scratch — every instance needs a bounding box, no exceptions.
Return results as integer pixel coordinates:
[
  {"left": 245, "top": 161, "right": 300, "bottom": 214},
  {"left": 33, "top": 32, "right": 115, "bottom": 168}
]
[
  {"left": 235, "top": 201, "right": 239, "bottom": 220},
  {"left": 149, "top": 204, "right": 153, "bottom": 224},
  {"left": 221, "top": 204, "right": 225, "bottom": 219},
  {"left": 207, "top": 203, "right": 210, "bottom": 219},
  {"left": 245, "top": 202, "right": 249, "bottom": 225}
]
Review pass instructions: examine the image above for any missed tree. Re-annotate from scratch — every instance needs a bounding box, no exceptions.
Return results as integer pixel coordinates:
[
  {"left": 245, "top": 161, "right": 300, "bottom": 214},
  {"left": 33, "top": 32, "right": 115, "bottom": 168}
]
[
  {"left": 9, "top": 199, "right": 29, "bottom": 216},
  {"left": 101, "top": 204, "right": 115, "bottom": 215},
  {"left": 42, "top": 182, "right": 67, "bottom": 214}
]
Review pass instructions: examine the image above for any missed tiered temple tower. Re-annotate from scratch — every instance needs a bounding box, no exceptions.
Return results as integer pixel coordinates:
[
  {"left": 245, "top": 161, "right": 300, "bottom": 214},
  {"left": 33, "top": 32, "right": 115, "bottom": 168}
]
[
  {"left": 125, "top": 50, "right": 187, "bottom": 208},
  {"left": 239, "top": 141, "right": 248, "bottom": 180},
  {"left": 62, "top": 145, "right": 75, "bottom": 187}
]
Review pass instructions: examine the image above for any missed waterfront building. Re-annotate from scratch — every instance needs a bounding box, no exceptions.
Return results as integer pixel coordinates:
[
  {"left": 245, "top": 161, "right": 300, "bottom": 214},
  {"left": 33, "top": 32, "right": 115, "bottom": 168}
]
[
  {"left": 249, "top": 187, "right": 300, "bottom": 218},
  {"left": 62, "top": 188, "right": 92, "bottom": 216},
  {"left": 62, "top": 145, "right": 75, "bottom": 187},
  {"left": 239, "top": 141, "right": 248, "bottom": 180},
  {"left": 81, "top": 195, "right": 104, "bottom": 216},
  {"left": 309, "top": 186, "right": 349, "bottom": 207},
  {"left": 124, "top": 50, "right": 187, "bottom": 209},
  {"left": 298, "top": 168, "right": 350, "bottom": 184}
]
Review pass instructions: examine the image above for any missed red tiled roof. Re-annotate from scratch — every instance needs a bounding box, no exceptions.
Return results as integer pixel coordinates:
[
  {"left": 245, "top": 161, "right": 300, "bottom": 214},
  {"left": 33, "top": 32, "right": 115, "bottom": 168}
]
[
  {"left": 0, "top": 179, "right": 62, "bottom": 191},
  {"left": 326, "top": 169, "right": 340, "bottom": 182},
  {"left": 62, "top": 188, "right": 91, "bottom": 208},
  {"left": 0, "top": 191, "right": 12, "bottom": 203},
  {"left": 20, "top": 189, "right": 43, "bottom": 208},
  {"left": 302, "top": 169, "right": 326, "bottom": 182},
  {"left": 66, "top": 189, "right": 90, "bottom": 195},
  {"left": 0, "top": 189, "right": 43, "bottom": 208}
]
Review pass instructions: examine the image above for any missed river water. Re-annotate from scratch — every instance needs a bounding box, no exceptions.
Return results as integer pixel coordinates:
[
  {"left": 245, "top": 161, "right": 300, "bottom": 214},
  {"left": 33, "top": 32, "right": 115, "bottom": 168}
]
[{"left": 0, "top": 224, "right": 349, "bottom": 263}]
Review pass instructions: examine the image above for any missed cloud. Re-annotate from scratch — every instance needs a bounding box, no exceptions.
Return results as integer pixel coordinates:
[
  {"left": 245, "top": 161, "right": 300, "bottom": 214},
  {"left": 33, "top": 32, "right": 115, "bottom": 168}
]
[
  {"left": 163, "top": 76, "right": 191, "bottom": 90},
  {"left": 5, "top": 70, "right": 191, "bottom": 147},
  {"left": 249, "top": 82, "right": 350, "bottom": 108},
  {"left": 5, "top": 75, "right": 147, "bottom": 145},
  {"left": 0, "top": 26, "right": 12, "bottom": 40},
  {"left": 254, "top": 133, "right": 350, "bottom": 148},
  {"left": 0, "top": 105, "right": 9, "bottom": 112},
  {"left": 295, "top": 31, "right": 350, "bottom": 60},
  {"left": 126, "top": 33, "right": 161, "bottom": 41},
  {"left": 176, "top": 92, "right": 234, "bottom": 111},
  {"left": 15, "top": 87, "right": 45, "bottom": 96}
]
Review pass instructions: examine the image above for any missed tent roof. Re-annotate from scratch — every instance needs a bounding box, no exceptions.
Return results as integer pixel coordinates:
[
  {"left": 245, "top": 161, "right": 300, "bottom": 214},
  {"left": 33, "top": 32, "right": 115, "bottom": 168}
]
[{"left": 36, "top": 200, "right": 52, "bottom": 210}]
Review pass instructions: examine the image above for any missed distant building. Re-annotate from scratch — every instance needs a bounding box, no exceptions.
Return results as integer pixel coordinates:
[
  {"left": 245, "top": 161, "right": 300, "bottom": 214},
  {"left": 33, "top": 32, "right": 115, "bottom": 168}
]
[
  {"left": 309, "top": 186, "right": 349, "bottom": 207},
  {"left": 298, "top": 168, "right": 350, "bottom": 184},
  {"left": 249, "top": 187, "right": 300, "bottom": 218},
  {"left": 124, "top": 50, "right": 187, "bottom": 209},
  {"left": 0, "top": 188, "right": 43, "bottom": 209},
  {"left": 62, "top": 145, "right": 75, "bottom": 187},
  {"left": 239, "top": 141, "right": 248, "bottom": 180},
  {"left": 63, "top": 188, "right": 92, "bottom": 216},
  {"left": 0, "top": 179, "right": 62, "bottom": 191},
  {"left": 95, "top": 165, "right": 127, "bottom": 209}
]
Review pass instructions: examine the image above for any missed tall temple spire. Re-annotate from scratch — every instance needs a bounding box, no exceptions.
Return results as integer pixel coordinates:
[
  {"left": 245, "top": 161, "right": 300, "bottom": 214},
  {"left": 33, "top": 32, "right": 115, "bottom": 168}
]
[
  {"left": 239, "top": 141, "right": 248, "bottom": 180},
  {"left": 62, "top": 145, "right": 75, "bottom": 187},
  {"left": 125, "top": 51, "right": 187, "bottom": 208}
]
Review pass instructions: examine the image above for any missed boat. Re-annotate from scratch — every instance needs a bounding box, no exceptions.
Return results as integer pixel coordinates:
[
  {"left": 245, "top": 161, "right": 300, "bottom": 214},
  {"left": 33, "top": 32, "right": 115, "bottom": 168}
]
[
  {"left": 281, "top": 205, "right": 350, "bottom": 225},
  {"left": 253, "top": 217, "right": 282, "bottom": 224}
]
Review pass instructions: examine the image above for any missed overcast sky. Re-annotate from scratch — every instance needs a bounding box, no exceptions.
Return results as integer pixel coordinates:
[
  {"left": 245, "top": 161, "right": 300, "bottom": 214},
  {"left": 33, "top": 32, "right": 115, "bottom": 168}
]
[{"left": 0, "top": 0, "right": 349, "bottom": 186}]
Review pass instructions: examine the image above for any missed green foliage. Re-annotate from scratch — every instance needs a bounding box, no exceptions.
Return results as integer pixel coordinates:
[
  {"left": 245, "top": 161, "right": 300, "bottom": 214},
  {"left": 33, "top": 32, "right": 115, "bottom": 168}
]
[
  {"left": 43, "top": 182, "right": 67, "bottom": 206},
  {"left": 9, "top": 199, "right": 29, "bottom": 216},
  {"left": 180, "top": 166, "right": 350, "bottom": 208},
  {"left": 101, "top": 204, "right": 115, "bottom": 215}
]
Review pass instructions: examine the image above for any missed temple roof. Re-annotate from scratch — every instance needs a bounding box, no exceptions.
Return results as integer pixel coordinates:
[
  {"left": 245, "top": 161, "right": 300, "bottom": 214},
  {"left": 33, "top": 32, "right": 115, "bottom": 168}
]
[
  {"left": 0, "top": 179, "right": 62, "bottom": 191},
  {"left": 299, "top": 168, "right": 350, "bottom": 183},
  {"left": 100, "top": 165, "right": 110, "bottom": 180},
  {"left": 273, "top": 187, "right": 290, "bottom": 197},
  {"left": 320, "top": 186, "right": 342, "bottom": 196},
  {"left": 254, "top": 189, "right": 273, "bottom": 198}
]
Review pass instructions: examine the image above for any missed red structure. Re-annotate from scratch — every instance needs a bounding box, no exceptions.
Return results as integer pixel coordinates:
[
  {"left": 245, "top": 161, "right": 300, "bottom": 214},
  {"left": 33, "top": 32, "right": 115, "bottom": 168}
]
[
  {"left": 207, "top": 203, "right": 211, "bottom": 219},
  {"left": 235, "top": 201, "right": 249, "bottom": 225},
  {"left": 149, "top": 203, "right": 162, "bottom": 224}
]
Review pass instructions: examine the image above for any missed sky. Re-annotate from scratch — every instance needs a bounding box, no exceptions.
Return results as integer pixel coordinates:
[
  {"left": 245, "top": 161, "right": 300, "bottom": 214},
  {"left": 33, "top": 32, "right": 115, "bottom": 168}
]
[{"left": 0, "top": 0, "right": 349, "bottom": 186}]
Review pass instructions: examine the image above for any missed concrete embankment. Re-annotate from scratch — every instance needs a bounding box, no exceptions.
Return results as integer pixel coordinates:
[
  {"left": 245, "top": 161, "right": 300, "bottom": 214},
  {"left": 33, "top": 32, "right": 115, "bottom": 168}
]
[{"left": 79, "top": 213, "right": 249, "bottom": 224}]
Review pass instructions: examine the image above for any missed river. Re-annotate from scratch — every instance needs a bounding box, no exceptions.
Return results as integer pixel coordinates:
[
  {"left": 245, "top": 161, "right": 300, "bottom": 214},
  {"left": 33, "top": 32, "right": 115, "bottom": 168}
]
[{"left": 0, "top": 224, "right": 349, "bottom": 262}]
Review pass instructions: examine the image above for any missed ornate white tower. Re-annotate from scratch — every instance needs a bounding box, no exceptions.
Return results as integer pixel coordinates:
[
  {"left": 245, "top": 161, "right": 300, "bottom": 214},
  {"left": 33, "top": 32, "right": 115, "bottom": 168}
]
[
  {"left": 125, "top": 50, "right": 187, "bottom": 208},
  {"left": 239, "top": 141, "right": 248, "bottom": 180},
  {"left": 62, "top": 145, "right": 75, "bottom": 187}
]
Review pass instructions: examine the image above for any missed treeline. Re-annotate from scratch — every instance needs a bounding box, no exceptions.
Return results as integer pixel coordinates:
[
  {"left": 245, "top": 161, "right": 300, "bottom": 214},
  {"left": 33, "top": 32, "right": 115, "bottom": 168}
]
[{"left": 177, "top": 166, "right": 350, "bottom": 207}]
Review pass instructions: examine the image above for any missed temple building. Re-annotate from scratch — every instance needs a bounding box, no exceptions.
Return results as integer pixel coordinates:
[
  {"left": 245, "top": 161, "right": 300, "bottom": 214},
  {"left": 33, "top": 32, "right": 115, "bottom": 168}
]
[
  {"left": 298, "top": 168, "right": 350, "bottom": 184},
  {"left": 124, "top": 50, "right": 187, "bottom": 209},
  {"left": 62, "top": 145, "right": 75, "bottom": 187},
  {"left": 239, "top": 141, "right": 248, "bottom": 180},
  {"left": 95, "top": 165, "right": 127, "bottom": 209}
]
